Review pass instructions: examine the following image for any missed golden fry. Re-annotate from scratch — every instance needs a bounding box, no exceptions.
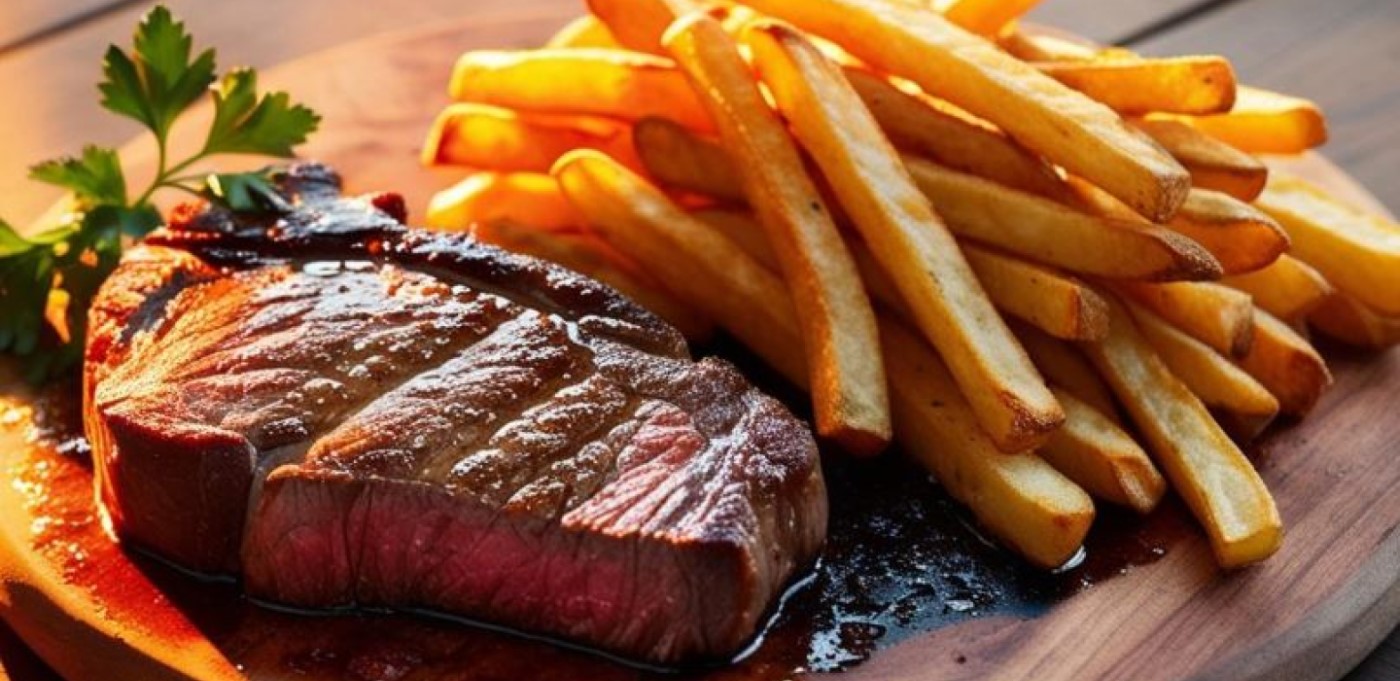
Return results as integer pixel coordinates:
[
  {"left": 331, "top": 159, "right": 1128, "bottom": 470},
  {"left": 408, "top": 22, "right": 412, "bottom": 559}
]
[
  {"left": 905, "top": 158, "right": 1220, "bottom": 281},
  {"left": 1255, "top": 173, "right": 1400, "bottom": 316},
  {"left": 474, "top": 221, "right": 713, "bottom": 341},
  {"left": 1126, "top": 302, "right": 1280, "bottom": 425},
  {"left": 843, "top": 67, "right": 1071, "bottom": 201},
  {"left": 449, "top": 49, "right": 715, "bottom": 132},
  {"left": 745, "top": 20, "right": 1060, "bottom": 452},
  {"left": 1131, "top": 118, "right": 1267, "bottom": 201},
  {"left": 1167, "top": 86, "right": 1328, "bottom": 154},
  {"left": 1114, "top": 281, "right": 1255, "bottom": 357},
  {"left": 882, "top": 319, "right": 1094, "bottom": 569},
  {"left": 942, "top": 0, "right": 1043, "bottom": 36},
  {"left": 666, "top": 15, "right": 891, "bottom": 454},
  {"left": 1035, "top": 56, "right": 1236, "bottom": 116},
  {"left": 1069, "top": 178, "right": 1285, "bottom": 276},
  {"left": 426, "top": 172, "right": 579, "bottom": 232},
  {"left": 1223, "top": 255, "right": 1333, "bottom": 323},
  {"left": 1039, "top": 388, "right": 1165, "bottom": 514},
  {"left": 587, "top": 0, "right": 697, "bottom": 55},
  {"left": 546, "top": 15, "right": 621, "bottom": 49},
  {"left": 1311, "top": 293, "right": 1400, "bottom": 350},
  {"left": 633, "top": 117, "right": 745, "bottom": 201},
  {"left": 1000, "top": 27, "right": 1104, "bottom": 62},
  {"left": 1237, "top": 309, "right": 1333, "bottom": 416},
  {"left": 690, "top": 208, "right": 779, "bottom": 268},
  {"left": 422, "top": 104, "right": 641, "bottom": 173},
  {"left": 1168, "top": 188, "right": 1289, "bottom": 275},
  {"left": 1084, "top": 299, "right": 1282, "bottom": 568},
  {"left": 962, "top": 245, "right": 1109, "bottom": 341},
  {"left": 740, "top": 0, "right": 1190, "bottom": 220},
  {"left": 1012, "top": 323, "right": 1120, "bottom": 420}
]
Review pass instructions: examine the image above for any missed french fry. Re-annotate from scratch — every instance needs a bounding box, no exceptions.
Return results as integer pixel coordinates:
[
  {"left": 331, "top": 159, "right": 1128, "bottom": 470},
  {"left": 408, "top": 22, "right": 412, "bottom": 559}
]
[
  {"left": 691, "top": 208, "right": 779, "bottom": 267},
  {"left": 1311, "top": 293, "right": 1400, "bottom": 350},
  {"left": 1126, "top": 302, "right": 1280, "bottom": 427},
  {"left": 1167, "top": 86, "right": 1328, "bottom": 154},
  {"left": 1254, "top": 173, "right": 1400, "bottom": 317},
  {"left": 1036, "top": 56, "right": 1236, "bottom": 116},
  {"left": 1012, "top": 322, "right": 1120, "bottom": 420},
  {"left": 882, "top": 319, "right": 1094, "bottom": 569},
  {"left": 1131, "top": 118, "right": 1268, "bottom": 201},
  {"left": 633, "top": 117, "right": 745, "bottom": 202},
  {"left": 553, "top": 150, "right": 808, "bottom": 385},
  {"left": 546, "top": 15, "right": 621, "bottom": 49},
  {"left": 1038, "top": 388, "right": 1165, "bottom": 514},
  {"left": 905, "top": 159, "right": 1221, "bottom": 281},
  {"left": 1068, "top": 178, "right": 1286, "bottom": 276},
  {"left": 745, "top": 20, "right": 1060, "bottom": 452},
  {"left": 962, "top": 245, "right": 1109, "bottom": 342},
  {"left": 422, "top": 104, "right": 641, "bottom": 173},
  {"left": 844, "top": 240, "right": 913, "bottom": 319},
  {"left": 740, "top": 0, "right": 1191, "bottom": 221},
  {"left": 941, "top": 0, "right": 1043, "bottom": 36},
  {"left": 1083, "top": 299, "right": 1282, "bottom": 568},
  {"left": 1237, "top": 309, "right": 1334, "bottom": 416},
  {"left": 665, "top": 15, "right": 891, "bottom": 454},
  {"left": 449, "top": 49, "right": 715, "bottom": 132},
  {"left": 473, "top": 221, "right": 714, "bottom": 341},
  {"left": 1223, "top": 255, "right": 1333, "bottom": 323},
  {"left": 555, "top": 158, "right": 1095, "bottom": 566},
  {"left": 426, "top": 172, "right": 579, "bottom": 232},
  {"left": 1000, "top": 27, "right": 1104, "bottom": 62},
  {"left": 1168, "top": 188, "right": 1290, "bottom": 275},
  {"left": 587, "top": 0, "right": 698, "bottom": 56},
  {"left": 1114, "top": 282, "right": 1255, "bottom": 357},
  {"left": 843, "top": 67, "right": 1072, "bottom": 202}
]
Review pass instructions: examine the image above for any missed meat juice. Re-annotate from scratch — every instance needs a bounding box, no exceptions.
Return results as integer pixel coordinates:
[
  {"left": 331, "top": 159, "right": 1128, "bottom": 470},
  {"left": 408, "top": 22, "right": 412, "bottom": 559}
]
[{"left": 6, "top": 349, "right": 1181, "bottom": 680}]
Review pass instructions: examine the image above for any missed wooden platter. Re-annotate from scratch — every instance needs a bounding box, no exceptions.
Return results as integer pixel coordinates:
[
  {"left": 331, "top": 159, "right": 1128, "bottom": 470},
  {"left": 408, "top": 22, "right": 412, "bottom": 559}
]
[{"left": 2, "top": 14, "right": 1399, "bottom": 681}]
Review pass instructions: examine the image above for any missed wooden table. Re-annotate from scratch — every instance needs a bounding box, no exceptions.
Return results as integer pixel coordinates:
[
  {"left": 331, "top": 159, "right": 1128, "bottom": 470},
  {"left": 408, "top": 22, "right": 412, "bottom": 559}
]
[{"left": 0, "top": 1, "right": 1395, "bottom": 679}]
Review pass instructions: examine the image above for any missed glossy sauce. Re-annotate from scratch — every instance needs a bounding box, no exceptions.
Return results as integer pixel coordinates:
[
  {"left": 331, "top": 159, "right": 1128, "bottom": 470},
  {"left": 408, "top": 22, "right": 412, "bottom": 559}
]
[{"left": 8, "top": 349, "right": 1183, "bottom": 680}]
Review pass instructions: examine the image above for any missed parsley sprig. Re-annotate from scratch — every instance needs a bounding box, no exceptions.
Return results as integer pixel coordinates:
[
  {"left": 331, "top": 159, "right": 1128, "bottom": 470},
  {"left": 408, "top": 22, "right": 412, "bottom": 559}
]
[{"left": 0, "top": 6, "right": 320, "bottom": 383}]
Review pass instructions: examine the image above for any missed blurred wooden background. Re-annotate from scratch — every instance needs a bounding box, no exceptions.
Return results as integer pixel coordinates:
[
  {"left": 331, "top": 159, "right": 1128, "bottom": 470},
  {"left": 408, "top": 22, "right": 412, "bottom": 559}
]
[{"left": 0, "top": 0, "right": 1395, "bottom": 679}]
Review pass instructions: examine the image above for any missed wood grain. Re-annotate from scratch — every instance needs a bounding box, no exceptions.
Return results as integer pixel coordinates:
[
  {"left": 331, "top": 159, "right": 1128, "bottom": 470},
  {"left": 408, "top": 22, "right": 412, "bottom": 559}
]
[
  {"left": 1131, "top": 0, "right": 1400, "bottom": 214},
  {"left": 0, "top": 0, "right": 127, "bottom": 51},
  {"left": 1, "top": 16, "right": 1399, "bottom": 681}
]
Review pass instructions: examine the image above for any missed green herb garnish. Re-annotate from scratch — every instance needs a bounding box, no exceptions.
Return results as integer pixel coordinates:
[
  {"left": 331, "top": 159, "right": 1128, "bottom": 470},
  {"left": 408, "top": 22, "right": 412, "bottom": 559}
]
[{"left": 0, "top": 5, "right": 320, "bottom": 383}]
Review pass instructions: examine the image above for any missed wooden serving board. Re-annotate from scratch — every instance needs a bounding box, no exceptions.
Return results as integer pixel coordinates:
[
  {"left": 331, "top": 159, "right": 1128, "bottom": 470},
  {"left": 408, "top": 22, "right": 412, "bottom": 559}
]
[{"left": 2, "top": 14, "right": 1399, "bottom": 681}]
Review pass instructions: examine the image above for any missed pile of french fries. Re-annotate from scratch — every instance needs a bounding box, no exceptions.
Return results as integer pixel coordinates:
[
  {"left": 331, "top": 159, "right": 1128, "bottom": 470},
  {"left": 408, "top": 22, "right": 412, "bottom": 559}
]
[{"left": 420, "top": 0, "right": 1400, "bottom": 571}]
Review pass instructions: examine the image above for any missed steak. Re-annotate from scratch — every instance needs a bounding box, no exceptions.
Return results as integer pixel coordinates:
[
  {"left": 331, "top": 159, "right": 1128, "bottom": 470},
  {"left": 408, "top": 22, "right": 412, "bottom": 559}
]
[{"left": 83, "top": 164, "right": 826, "bottom": 664}]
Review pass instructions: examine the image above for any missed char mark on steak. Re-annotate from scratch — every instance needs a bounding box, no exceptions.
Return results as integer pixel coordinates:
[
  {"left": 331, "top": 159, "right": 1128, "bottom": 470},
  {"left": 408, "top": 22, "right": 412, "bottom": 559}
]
[{"left": 83, "top": 164, "right": 827, "bottom": 664}]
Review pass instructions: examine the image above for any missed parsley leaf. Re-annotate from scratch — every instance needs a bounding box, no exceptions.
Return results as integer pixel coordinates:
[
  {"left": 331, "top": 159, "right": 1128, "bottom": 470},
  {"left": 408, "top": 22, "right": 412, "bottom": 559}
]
[
  {"left": 29, "top": 146, "right": 127, "bottom": 207},
  {"left": 2, "top": 5, "right": 318, "bottom": 383},
  {"left": 0, "top": 220, "right": 61, "bottom": 357},
  {"left": 99, "top": 6, "right": 216, "bottom": 137},
  {"left": 204, "top": 69, "right": 321, "bottom": 156}
]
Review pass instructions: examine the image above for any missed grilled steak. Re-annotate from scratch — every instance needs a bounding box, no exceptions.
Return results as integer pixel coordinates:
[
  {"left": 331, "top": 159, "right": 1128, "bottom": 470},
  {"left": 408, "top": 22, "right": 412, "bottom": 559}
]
[{"left": 83, "top": 164, "right": 826, "bottom": 664}]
